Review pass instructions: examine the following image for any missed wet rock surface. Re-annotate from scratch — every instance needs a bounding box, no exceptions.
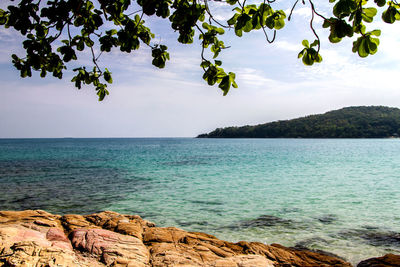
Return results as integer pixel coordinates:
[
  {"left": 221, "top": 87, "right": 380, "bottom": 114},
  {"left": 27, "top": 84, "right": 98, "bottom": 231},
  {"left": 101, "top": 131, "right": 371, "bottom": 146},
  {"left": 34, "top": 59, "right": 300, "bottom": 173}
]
[
  {"left": 357, "top": 253, "right": 400, "bottom": 267},
  {"left": 0, "top": 210, "right": 396, "bottom": 266},
  {"left": 317, "top": 214, "right": 339, "bottom": 224},
  {"left": 337, "top": 227, "right": 400, "bottom": 248},
  {"left": 226, "top": 214, "right": 300, "bottom": 230}
]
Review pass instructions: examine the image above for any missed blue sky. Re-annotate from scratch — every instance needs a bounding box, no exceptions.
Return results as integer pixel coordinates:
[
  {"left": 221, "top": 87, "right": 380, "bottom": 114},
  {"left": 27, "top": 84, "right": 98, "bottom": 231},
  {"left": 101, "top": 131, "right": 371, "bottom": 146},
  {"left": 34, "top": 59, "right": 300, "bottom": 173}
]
[{"left": 1, "top": 1, "right": 400, "bottom": 138}]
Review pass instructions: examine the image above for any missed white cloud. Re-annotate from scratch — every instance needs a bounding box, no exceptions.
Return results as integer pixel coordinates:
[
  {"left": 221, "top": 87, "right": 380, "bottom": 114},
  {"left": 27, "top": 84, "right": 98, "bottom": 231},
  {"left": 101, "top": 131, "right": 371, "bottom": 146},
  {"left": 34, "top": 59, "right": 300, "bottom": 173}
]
[
  {"left": 272, "top": 40, "right": 301, "bottom": 52},
  {"left": 0, "top": 28, "right": 25, "bottom": 63},
  {"left": 234, "top": 67, "right": 279, "bottom": 88},
  {"left": 285, "top": 5, "right": 325, "bottom": 24},
  {"left": 202, "top": 1, "right": 235, "bottom": 23}
]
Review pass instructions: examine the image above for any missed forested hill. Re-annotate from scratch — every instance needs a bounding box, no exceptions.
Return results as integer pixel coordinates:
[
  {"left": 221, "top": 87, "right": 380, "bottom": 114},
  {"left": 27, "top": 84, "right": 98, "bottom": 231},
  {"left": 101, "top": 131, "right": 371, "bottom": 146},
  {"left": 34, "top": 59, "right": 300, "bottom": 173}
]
[{"left": 197, "top": 106, "right": 400, "bottom": 138}]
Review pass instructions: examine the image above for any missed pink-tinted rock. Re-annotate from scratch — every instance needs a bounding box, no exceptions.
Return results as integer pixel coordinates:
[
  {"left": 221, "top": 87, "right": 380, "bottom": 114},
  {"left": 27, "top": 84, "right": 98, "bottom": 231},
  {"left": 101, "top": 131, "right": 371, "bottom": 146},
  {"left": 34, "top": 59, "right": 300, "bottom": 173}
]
[
  {"left": 0, "top": 226, "right": 63, "bottom": 248},
  {"left": 0, "top": 226, "right": 85, "bottom": 266},
  {"left": 70, "top": 228, "right": 149, "bottom": 266},
  {"left": 46, "top": 227, "right": 72, "bottom": 250}
]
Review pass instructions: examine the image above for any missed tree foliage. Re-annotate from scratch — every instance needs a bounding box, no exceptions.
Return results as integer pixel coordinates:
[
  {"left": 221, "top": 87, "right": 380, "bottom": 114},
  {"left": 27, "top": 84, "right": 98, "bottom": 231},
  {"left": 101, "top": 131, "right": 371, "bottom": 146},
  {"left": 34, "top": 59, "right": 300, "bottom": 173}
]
[
  {"left": 0, "top": 0, "right": 399, "bottom": 100},
  {"left": 197, "top": 106, "right": 400, "bottom": 138}
]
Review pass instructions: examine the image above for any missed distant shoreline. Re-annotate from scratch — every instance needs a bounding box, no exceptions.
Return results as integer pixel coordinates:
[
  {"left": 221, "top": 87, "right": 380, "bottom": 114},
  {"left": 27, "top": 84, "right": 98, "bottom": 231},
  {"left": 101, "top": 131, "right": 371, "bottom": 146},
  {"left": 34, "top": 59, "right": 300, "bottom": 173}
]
[
  {"left": 0, "top": 136, "right": 399, "bottom": 140},
  {"left": 197, "top": 136, "right": 400, "bottom": 139},
  {"left": 198, "top": 106, "right": 400, "bottom": 138}
]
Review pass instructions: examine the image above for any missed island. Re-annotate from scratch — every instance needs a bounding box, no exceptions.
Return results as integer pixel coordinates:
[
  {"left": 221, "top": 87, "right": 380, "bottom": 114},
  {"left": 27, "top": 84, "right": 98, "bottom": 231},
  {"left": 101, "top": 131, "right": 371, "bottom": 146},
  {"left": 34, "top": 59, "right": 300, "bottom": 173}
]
[{"left": 197, "top": 106, "right": 400, "bottom": 138}]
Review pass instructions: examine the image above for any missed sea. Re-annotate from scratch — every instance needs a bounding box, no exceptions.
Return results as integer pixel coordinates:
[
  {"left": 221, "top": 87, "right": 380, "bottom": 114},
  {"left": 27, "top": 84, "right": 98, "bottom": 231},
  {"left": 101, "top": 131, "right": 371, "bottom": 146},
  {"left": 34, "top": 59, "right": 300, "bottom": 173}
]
[{"left": 0, "top": 138, "right": 399, "bottom": 264}]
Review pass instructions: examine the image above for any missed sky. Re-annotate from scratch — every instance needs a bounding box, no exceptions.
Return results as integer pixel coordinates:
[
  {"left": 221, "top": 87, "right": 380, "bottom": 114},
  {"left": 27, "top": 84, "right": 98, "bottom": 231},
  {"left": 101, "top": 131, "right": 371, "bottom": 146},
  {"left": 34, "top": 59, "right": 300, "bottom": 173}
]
[{"left": 1, "top": 1, "right": 400, "bottom": 138}]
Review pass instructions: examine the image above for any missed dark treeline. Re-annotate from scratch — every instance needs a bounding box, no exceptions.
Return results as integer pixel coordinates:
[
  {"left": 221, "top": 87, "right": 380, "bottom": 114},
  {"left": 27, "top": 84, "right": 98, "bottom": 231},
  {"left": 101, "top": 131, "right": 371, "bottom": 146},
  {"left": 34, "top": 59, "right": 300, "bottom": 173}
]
[{"left": 198, "top": 106, "right": 400, "bottom": 138}]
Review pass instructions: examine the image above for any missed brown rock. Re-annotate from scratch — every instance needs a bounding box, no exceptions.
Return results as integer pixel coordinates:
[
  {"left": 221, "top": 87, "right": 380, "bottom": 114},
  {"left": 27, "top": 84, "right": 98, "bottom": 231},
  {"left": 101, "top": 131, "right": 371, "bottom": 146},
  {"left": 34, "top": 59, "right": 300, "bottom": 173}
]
[
  {"left": 144, "top": 227, "right": 188, "bottom": 243},
  {"left": 211, "top": 255, "right": 274, "bottom": 267},
  {"left": 115, "top": 220, "right": 143, "bottom": 239},
  {"left": 1, "top": 241, "right": 79, "bottom": 267},
  {"left": 357, "top": 253, "right": 400, "bottom": 266},
  {"left": 143, "top": 225, "right": 352, "bottom": 267},
  {"left": 269, "top": 243, "right": 352, "bottom": 266},
  {"left": 0, "top": 210, "right": 62, "bottom": 231},
  {"left": 84, "top": 211, "right": 153, "bottom": 240},
  {"left": 0, "top": 225, "right": 96, "bottom": 266},
  {"left": 0, "top": 210, "right": 371, "bottom": 267},
  {"left": 60, "top": 214, "right": 94, "bottom": 232},
  {"left": 149, "top": 242, "right": 207, "bottom": 266},
  {"left": 70, "top": 228, "right": 150, "bottom": 266},
  {"left": 0, "top": 210, "right": 60, "bottom": 223}
]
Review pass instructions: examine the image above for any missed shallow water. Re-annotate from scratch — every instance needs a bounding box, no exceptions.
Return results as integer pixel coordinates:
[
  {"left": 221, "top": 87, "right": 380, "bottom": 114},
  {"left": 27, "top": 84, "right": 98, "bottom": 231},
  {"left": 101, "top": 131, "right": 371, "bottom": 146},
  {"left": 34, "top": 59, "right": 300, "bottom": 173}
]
[{"left": 0, "top": 138, "right": 399, "bottom": 264}]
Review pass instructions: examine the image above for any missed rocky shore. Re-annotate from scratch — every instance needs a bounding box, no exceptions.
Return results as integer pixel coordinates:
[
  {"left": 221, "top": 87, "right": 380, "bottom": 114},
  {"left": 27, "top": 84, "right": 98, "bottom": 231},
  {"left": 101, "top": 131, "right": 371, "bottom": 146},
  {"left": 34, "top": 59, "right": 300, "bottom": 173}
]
[{"left": 0, "top": 210, "right": 398, "bottom": 267}]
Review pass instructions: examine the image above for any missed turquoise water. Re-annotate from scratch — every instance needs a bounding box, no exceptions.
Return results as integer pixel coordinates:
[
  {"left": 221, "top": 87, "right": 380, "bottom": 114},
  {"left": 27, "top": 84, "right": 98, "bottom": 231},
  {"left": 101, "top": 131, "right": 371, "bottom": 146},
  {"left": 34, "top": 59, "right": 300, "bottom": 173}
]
[{"left": 0, "top": 138, "right": 399, "bottom": 264}]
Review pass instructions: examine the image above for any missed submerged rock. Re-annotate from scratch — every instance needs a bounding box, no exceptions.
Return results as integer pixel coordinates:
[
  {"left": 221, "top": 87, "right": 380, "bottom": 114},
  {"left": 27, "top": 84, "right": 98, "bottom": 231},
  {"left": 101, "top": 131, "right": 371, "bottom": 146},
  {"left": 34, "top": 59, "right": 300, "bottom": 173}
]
[
  {"left": 337, "top": 227, "right": 400, "bottom": 247},
  {"left": 357, "top": 253, "right": 400, "bottom": 266},
  {"left": 0, "top": 209, "right": 389, "bottom": 267},
  {"left": 226, "top": 214, "right": 297, "bottom": 231},
  {"left": 241, "top": 215, "right": 293, "bottom": 227},
  {"left": 317, "top": 214, "right": 339, "bottom": 224}
]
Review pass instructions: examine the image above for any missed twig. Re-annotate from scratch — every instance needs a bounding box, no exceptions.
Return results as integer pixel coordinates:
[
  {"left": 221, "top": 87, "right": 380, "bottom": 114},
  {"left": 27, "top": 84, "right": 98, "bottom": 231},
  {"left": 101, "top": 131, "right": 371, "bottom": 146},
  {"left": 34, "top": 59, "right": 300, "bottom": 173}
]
[
  {"left": 308, "top": 0, "right": 321, "bottom": 54},
  {"left": 126, "top": 9, "right": 143, "bottom": 17},
  {"left": 195, "top": 24, "right": 208, "bottom": 71},
  {"left": 260, "top": 0, "right": 276, "bottom": 43},
  {"left": 288, "top": 0, "right": 300, "bottom": 21},
  {"left": 90, "top": 45, "right": 103, "bottom": 74},
  {"left": 204, "top": 0, "right": 231, "bottom": 28}
]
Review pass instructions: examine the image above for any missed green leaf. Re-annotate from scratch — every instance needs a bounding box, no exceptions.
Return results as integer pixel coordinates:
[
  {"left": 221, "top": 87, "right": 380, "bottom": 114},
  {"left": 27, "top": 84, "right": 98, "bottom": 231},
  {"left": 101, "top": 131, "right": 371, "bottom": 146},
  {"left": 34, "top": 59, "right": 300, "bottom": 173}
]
[
  {"left": 219, "top": 75, "right": 231, "bottom": 96},
  {"left": 323, "top": 20, "right": 331, "bottom": 28},
  {"left": 358, "top": 38, "right": 369, "bottom": 57},
  {"left": 200, "top": 61, "right": 211, "bottom": 68},
  {"left": 329, "top": 35, "right": 342, "bottom": 43},
  {"left": 0, "top": 9, "right": 7, "bottom": 25},
  {"left": 362, "top": 7, "right": 377, "bottom": 23},
  {"left": 370, "top": 29, "right": 381, "bottom": 36},
  {"left": 368, "top": 37, "right": 380, "bottom": 55},
  {"left": 298, "top": 49, "right": 305, "bottom": 58},
  {"left": 232, "top": 81, "right": 238, "bottom": 88},
  {"left": 302, "top": 40, "right": 310, "bottom": 48},
  {"left": 104, "top": 69, "right": 112, "bottom": 83},
  {"left": 227, "top": 14, "right": 239, "bottom": 25},
  {"left": 235, "top": 28, "right": 243, "bottom": 37},
  {"left": 77, "top": 40, "right": 84, "bottom": 51},
  {"left": 333, "top": 0, "right": 357, "bottom": 18},
  {"left": 382, "top": 6, "right": 398, "bottom": 23},
  {"left": 202, "top": 22, "right": 211, "bottom": 30},
  {"left": 374, "top": 0, "right": 386, "bottom": 7},
  {"left": 236, "top": 14, "right": 251, "bottom": 31},
  {"left": 311, "top": 40, "right": 319, "bottom": 47},
  {"left": 302, "top": 52, "right": 313, "bottom": 66},
  {"left": 243, "top": 19, "right": 253, "bottom": 32},
  {"left": 215, "top": 27, "right": 225, "bottom": 35},
  {"left": 274, "top": 19, "right": 285, "bottom": 29},
  {"left": 300, "top": 48, "right": 322, "bottom": 66},
  {"left": 315, "top": 54, "right": 322, "bottom": 63}
]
